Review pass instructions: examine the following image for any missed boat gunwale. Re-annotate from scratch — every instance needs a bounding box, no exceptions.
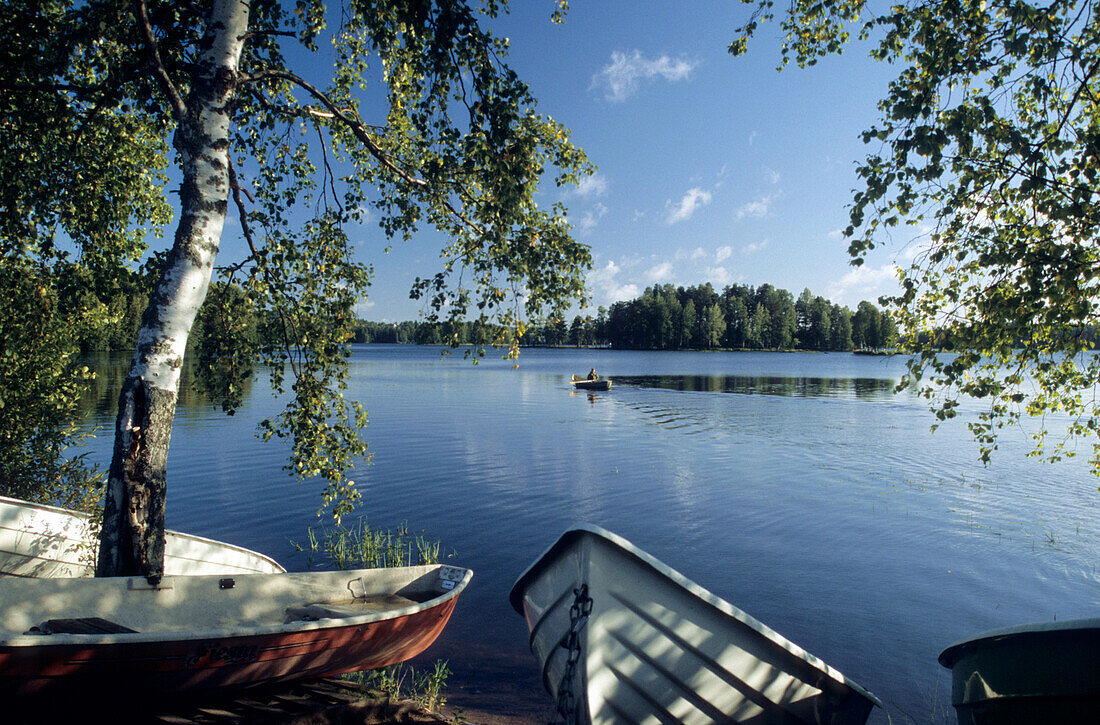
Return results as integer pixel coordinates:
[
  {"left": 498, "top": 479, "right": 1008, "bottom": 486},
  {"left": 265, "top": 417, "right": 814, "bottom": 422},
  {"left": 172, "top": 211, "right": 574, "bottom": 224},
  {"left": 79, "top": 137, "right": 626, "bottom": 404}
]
[
  {"left": 0, "top": 495, "right": 286, "bottom": 574},
  {"left": 0, "top": 565, "right": 473, "bottom": 648},
  {"left": 938, "top": 616, "right": 1100, "bottom": 669},
  {"left": 509, "top": 522, "right": 883, "bottom": 709}
]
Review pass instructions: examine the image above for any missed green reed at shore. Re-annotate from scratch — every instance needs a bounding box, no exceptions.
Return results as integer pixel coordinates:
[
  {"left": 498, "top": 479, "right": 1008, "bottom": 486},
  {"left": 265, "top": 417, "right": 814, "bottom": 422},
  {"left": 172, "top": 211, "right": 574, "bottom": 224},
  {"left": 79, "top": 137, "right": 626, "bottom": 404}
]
[
  {"left": 295, "top": 518, "right": 445, "bottom": 570},
  {"left": 295, "top": 519, "right": 455, "bottom": 716}
]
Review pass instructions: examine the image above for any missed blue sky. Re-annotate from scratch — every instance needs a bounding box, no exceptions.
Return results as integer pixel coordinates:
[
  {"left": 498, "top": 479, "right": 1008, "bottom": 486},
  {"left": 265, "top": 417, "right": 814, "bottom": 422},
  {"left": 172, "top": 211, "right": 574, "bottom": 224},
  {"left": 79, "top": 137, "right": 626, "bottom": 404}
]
[{"left": 329, "top": 2, "right": 914, "bottom": 321}]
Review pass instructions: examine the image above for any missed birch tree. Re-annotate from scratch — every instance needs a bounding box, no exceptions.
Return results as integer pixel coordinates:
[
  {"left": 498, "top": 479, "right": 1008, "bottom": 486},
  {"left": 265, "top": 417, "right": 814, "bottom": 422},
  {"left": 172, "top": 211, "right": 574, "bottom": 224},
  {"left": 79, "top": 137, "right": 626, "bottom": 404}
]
[{"left": 2, "top": 0, "right": 591, "bottom": 581}]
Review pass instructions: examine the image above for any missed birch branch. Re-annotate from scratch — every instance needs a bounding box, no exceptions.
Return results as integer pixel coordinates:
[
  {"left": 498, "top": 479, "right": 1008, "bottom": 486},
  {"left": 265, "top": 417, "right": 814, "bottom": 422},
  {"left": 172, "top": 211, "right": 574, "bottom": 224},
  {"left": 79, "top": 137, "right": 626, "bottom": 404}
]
[{"left": 134, "top": 0, "right": 187, "bottom": 120}]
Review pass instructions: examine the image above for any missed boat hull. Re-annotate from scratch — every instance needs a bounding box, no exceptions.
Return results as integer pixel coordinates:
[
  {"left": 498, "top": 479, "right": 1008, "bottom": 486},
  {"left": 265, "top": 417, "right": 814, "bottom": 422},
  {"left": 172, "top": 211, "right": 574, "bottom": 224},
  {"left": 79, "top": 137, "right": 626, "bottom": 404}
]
[
  {"left": 0, "top": 597, "right": 458, "bottom": 698},
  {"left": 939, "top": 618, "right": 1100, "bottom": 725},
  {"left": 510, "top": 524, "right": 880, "bottom": 724},
  {"left": 0, "top": 495, "right": 284, "bottom": 577},
  {"left": 570, "top": 376, "right": 611, "bottom": 391},
  {"left": 0, "top": 564, "right": 471, "bottom": 700}
]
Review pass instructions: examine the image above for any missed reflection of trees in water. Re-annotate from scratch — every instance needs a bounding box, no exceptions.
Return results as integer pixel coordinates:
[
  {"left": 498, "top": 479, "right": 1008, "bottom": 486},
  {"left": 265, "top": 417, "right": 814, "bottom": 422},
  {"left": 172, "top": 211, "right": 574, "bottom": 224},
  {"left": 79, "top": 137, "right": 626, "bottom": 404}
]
[
  {"left": 79, "top": 353, "right": 255, "bottom": 419},
  {"left": 613, "top": 375, "right": 898, "bottom": 400}
]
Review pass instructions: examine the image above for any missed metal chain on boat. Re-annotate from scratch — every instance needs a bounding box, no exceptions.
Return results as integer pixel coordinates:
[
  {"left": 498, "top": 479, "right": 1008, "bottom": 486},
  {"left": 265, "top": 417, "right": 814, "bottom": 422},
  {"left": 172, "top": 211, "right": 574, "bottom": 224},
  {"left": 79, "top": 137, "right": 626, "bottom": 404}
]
[{"left": 555, "top": 583, "right": 593, "bottom": 725}]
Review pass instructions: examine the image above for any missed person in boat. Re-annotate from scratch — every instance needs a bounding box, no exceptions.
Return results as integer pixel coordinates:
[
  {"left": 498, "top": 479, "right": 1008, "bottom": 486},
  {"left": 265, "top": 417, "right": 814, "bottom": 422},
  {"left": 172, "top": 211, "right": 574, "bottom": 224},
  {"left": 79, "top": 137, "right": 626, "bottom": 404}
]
[{"left": 587, "top": 368, "right": 598, "bottom": 380}]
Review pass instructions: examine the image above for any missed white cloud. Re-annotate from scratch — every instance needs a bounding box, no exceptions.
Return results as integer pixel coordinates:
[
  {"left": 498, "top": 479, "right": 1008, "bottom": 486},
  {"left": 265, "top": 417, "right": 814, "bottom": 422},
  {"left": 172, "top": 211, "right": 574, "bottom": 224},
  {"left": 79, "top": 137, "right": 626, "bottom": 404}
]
[
  {"left": 716, "top": 245, "right": 732, "bottom": 263},
  {"left": 706, "top": 266, "right": 733, "bottom": 286},
  {"left": 354, "top": 205, "right": 375, "bottom": 224},
  {"left": 632, "top": 209, "right": 646, "bottom": 222},
  {"left": 675, "top": 246, "right": 707, "bottom": 261},
  {"left": 741, "top": 240, "right": 768, "bottom": 255},
  {"left": 615, "top": 254, "right": 646, "bottom": 268},
  {"left": 666, "top": 187, "right": 712, "bottom": 224},
  {"left": 588, "top": 260, "right": 640, "bottom": 305},
  {"left": 827, "top": 263, "right": 900, "bottom": 307},
  {"left": 644, "top": 261, "right": 674, "bottom": 282},
  {"left": 592, "top": 50, "right": 697, "bottom": 102},
  {"left": 736, "top": 195, "right": 773, "bottom": 219},
  {"left": 577, "top": 202, "right": 608, "bottom": 233},
  {"left": 608, "top": 283, "right": 640, "bottom": 302},
  {"left": 898, "top": 225, "right": 936, "bottom": 261},
  {"left": 827, "top": 228, "right": 845, "bottom": 240},
  {"left": 574, "top": 173, "right": 609, "bottom": 198},
  {"left": 764, "top": 167, "right": 781, "bottom": 185},
  {"left": 590, "top": 259, "right": 620, "bottom": 282}
]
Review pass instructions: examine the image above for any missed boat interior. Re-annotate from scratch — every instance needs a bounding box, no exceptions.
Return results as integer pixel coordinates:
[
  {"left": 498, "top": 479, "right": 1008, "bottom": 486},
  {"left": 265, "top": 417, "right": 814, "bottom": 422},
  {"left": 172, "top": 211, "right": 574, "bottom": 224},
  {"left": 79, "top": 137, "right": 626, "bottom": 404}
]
[{"left": 0, "top": 565, "right": 469, "bottom": 641}]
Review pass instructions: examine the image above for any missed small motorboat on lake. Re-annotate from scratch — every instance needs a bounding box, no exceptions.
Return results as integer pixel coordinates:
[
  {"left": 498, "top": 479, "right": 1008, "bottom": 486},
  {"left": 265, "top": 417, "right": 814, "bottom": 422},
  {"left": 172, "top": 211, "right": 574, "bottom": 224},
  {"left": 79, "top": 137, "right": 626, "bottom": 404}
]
[
  {"left": 510, "top": 524, "right": 882, "bottom": 724},
  {"left": 939, "top": 618, "right": 1100, "bottom": 724},
  {"left": 0, "top": 563, "right": 471, "bottom": 699},
  {"left": 570, "top": 375, "right": 611, "bottom": 391},
  {"left": 0, "top": 495, "right": 284, "bottom": 577}
]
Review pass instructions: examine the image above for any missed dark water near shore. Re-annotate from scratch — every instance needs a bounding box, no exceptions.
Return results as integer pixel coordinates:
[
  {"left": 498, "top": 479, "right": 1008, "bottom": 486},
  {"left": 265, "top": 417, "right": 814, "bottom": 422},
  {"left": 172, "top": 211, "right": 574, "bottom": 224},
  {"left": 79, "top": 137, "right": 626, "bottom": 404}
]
[{"left": 76, "top": 345, "right": 1100, "bottom": 723}]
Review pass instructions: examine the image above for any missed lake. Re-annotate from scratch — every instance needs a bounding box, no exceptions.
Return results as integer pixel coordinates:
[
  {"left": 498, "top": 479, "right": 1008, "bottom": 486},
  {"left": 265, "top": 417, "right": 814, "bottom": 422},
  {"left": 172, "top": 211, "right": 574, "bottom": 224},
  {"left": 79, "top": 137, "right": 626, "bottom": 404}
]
[{"left": 75, "top": 345, "right": 1100, "bottom": 723}]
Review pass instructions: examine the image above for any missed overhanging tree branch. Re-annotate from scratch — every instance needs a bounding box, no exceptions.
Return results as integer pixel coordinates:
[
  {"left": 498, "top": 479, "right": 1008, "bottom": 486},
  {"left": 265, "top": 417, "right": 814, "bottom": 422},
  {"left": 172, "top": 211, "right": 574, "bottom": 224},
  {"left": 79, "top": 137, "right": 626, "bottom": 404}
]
[
  {"left": 226, "top": 158, "right": 302, "bottom": 380},
  {"left": 244, "top": 69, "right": 427, "bottom": 187},
  {"left": 134, "top": 0, "right": 186, "bottom": 120}
]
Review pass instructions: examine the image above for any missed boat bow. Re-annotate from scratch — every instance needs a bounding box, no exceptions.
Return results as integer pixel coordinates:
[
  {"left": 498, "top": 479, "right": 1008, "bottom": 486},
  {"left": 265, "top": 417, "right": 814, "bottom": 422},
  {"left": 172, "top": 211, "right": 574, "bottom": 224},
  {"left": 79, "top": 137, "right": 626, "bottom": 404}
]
[{"left": 511, "top": 524, "right": 881, "bottom": 724}]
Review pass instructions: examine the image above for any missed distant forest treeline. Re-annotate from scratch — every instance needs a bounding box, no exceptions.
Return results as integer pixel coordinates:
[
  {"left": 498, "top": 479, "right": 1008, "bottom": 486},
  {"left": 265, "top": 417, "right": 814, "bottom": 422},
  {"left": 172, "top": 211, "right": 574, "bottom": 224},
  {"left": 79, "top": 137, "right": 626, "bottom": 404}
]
[
  {"left": 355, "top": 283, "right": 899, "bottom": 352},
  {"left": 76, "top": 280, "right": 896, "bottom": 354}
]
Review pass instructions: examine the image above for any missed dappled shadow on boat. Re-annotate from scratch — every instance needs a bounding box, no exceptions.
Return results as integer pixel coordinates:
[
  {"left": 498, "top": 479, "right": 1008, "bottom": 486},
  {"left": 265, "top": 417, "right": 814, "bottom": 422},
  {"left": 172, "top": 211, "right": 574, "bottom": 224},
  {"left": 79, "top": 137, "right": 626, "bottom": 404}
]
[
  {"left": 515, "top": 527, "right": 881, "bottom": 724},
  {"left": 593, "top": 614, "right": 873, "bottom": 723},
  {"left": 612, "top": 374, "right": 898, "bottom": 400}
]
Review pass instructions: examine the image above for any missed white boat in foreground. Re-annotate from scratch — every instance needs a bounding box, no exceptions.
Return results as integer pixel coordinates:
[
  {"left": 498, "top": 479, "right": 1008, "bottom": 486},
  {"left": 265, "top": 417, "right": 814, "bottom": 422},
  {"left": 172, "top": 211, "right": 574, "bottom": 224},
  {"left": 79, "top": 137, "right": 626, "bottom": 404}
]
[
  {"left": 0, "top": 563, "right": 471, "bottom": 700},
  {"left": 0, "top": 495, "right": 284, "bottom": 577},
  {"left": 939, "top": 617, "right": 1100, "bottom": 724},
  {"left": 510, "top": 524, "right": 882, "bottom": 724}
]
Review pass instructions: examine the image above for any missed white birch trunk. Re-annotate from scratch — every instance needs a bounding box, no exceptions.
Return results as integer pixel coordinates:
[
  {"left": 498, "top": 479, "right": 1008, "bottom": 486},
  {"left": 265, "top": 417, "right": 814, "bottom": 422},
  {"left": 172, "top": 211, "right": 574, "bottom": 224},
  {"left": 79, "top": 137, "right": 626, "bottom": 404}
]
[{"left": 97, "top": 0, "right": 251, "bottom": 580}]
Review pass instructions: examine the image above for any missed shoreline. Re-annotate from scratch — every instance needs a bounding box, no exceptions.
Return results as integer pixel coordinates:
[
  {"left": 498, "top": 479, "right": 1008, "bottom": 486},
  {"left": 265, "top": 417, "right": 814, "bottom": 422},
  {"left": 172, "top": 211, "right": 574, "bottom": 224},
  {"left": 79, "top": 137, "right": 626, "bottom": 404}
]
[{"left": 10, "top": 678, "right": 550, "bottom": 725}]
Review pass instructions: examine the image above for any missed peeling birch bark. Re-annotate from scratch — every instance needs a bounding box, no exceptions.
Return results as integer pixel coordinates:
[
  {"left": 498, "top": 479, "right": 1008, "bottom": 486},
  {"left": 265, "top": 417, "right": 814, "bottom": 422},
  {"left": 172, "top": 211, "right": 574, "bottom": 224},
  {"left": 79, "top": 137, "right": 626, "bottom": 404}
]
[{"left": 97, "top": 0, "right": 251, "bottom": 580}]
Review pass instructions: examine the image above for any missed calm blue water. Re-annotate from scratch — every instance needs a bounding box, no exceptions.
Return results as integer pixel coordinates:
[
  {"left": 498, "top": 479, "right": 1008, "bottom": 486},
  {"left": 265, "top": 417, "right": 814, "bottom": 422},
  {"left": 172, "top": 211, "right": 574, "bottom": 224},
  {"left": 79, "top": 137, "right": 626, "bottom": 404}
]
[{"left": 76, "top": 346, "right": 1100, "bottom": 723}]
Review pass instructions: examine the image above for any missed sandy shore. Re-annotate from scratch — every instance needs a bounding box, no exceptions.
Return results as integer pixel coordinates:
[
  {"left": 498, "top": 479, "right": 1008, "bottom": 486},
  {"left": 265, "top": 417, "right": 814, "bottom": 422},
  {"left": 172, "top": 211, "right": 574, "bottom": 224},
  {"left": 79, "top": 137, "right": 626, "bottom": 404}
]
[
  {"left": 11, "top": 679, "right": 551, "bottom": 725},
  {"left": 438, "top": 699, "right": 552, "bottom": 725}
]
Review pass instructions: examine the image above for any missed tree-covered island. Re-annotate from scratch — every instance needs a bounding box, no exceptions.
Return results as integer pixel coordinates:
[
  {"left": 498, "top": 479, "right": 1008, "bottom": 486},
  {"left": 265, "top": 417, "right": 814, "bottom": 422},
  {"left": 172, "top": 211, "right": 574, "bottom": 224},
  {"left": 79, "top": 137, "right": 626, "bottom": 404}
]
[
  {"left": 69, "top": 275, "right": 900, "bottom": 352},
  {"left": 356, "top": 283, "right": 899, "bottom": 351}
]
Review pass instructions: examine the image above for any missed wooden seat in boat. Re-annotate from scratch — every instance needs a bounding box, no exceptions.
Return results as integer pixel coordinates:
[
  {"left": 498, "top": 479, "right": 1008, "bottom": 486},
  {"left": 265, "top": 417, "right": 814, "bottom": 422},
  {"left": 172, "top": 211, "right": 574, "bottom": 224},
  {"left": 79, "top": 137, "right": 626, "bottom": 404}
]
[{"left": 26, "top": 617, "right": 138, "bottom": 635}]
